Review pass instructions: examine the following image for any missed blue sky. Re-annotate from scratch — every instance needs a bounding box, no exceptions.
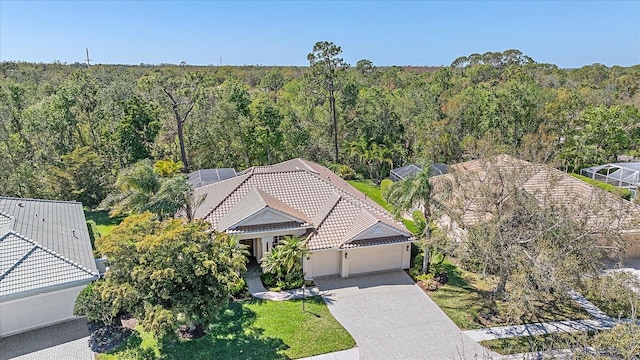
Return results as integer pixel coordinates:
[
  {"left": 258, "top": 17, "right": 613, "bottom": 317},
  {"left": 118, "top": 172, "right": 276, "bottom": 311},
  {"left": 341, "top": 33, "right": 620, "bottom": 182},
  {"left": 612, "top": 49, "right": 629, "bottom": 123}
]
[{"left": 1, "top": 1, "right": 638, "bottom": 68}]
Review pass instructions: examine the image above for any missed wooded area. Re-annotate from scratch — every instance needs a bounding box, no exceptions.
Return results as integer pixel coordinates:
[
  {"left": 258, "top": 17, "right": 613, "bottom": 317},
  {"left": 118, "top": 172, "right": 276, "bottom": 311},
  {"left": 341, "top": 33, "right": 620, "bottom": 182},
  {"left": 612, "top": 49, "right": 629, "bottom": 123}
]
[{"left": 1, "top": 46, "right": 639, "bottom": 206}]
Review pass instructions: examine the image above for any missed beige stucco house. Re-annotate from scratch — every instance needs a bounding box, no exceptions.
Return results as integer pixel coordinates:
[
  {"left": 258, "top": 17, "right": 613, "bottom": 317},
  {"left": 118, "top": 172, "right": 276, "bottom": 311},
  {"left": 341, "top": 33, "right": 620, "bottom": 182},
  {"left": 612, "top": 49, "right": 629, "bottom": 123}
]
[{"left": 192, "top": 159, "right": 412, "bottom": 279}]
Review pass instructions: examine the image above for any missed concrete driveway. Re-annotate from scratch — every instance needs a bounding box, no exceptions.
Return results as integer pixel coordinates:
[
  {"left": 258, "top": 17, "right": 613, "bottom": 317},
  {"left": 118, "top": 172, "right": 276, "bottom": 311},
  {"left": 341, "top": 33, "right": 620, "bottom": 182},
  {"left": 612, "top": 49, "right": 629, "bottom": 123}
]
[
  {"left": 314, "top": 271, "right": 495, "bottom": 360},
  {"left": 0, "top": 318, "right": 93, "bottom": 360}
]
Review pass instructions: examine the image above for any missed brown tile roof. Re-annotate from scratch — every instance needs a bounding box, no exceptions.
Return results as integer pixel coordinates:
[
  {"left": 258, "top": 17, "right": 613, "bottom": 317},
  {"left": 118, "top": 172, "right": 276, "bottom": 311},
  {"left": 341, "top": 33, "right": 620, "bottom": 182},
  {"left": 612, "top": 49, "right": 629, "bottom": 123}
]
[
  {"left": 194, "top": 159, "right": 410, "bottom": 251},
  {"left": 218, "top": 187, "right": 310, "bottom": 231},
  {"left": 436, "top": 154, "right": 640, "bottom": 232}
]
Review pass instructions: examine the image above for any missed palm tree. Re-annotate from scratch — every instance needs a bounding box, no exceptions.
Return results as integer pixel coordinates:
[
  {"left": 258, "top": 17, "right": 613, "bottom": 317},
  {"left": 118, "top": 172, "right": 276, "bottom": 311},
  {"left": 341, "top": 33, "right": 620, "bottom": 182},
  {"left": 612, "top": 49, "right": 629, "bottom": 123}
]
[
  {"left": 101, "top": 160, "right": 159, "bottom": 216},
  {"left": 384, "top": 164, "right": 450, "bottom": 274},
  {"left": 147, "top": 174, "right": 198, "bottom": 221},
  {"left": 102, "top": 160, "right": 203, "bottom": 221},
  {"left": 260, "top": 236, "right": 310, "bottom": 283}
]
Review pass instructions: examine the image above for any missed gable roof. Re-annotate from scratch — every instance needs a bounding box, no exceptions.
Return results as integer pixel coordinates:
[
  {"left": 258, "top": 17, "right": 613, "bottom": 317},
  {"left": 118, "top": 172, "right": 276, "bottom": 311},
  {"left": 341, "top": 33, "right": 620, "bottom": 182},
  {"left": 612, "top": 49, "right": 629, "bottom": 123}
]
[
  {"left": 194, "top": 159, "right": 410, "bottom": 251},
  {"left": 218, "top": 187, "right": 310, "bottom": 231},
  {"left": 0, "top": 197, "right": 99, "bottom": 300}
]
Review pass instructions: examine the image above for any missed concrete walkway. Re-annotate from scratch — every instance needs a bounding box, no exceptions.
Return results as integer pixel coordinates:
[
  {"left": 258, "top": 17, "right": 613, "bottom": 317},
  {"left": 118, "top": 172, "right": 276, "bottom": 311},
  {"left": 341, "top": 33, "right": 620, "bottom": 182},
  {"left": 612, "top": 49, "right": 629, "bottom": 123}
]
[
  {"left": 463, "top": 318, "right": 615, "bottom": 342},
  {"left": 463, "top": 290, "right": 617, "bottom": 342},
  {"left": 314, "top": 270, "right": 496, "bottom": 360},
  {"left": 567, "top": 290, "right": 612, "bottom": 320},
  {"left": 245, "top": 275, "right": 322, "bottom": 300},
  {"left": 0, "top": 318, "right": 93, "bottom": 360}
]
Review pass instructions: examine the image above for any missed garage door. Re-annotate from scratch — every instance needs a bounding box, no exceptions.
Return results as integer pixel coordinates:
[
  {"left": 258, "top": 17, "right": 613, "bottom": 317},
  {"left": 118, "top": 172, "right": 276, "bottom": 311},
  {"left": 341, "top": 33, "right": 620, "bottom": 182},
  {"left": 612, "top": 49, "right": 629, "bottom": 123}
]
[
  {"left": 0, "top": 285, "right": 85, "bottom": 337},
  {"left": 349, "top": 244, "right": 403, "bottom": 275}
]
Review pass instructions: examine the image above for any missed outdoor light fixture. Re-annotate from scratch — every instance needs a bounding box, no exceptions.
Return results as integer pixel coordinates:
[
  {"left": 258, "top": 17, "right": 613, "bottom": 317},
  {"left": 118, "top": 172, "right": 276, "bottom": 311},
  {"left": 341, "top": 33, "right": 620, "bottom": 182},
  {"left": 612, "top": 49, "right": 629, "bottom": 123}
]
[
  {"left": 306, "top": 255, "right": 311, "bottom": 260},
  {"left": 406, "top": 245, "right": 410, "bottom": 251},
  {"left": 344, "top": 252, "right": 348, "bottom": 259}
]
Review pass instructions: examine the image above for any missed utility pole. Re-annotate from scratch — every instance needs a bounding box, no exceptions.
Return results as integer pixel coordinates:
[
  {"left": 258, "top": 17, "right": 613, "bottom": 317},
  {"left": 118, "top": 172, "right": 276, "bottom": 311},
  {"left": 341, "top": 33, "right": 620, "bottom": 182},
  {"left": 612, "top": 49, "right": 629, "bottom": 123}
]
[{"left": 85, "top": 48, "right": 91, "bottom": 67}]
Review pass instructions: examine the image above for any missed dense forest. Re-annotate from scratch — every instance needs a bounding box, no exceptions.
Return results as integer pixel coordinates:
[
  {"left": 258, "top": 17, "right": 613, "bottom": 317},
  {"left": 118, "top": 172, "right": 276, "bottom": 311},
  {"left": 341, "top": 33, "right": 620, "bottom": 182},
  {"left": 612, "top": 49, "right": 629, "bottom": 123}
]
[{"left": 1, "top": 45, "right": 639, "bottom": 207}]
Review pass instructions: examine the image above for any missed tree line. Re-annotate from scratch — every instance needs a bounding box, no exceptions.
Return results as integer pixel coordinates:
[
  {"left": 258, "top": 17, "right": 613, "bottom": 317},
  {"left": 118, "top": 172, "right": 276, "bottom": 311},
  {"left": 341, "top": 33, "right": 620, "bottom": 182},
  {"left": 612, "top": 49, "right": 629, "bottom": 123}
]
[{"left": 1, "top": 44, "right": 639, "bottom": 206}]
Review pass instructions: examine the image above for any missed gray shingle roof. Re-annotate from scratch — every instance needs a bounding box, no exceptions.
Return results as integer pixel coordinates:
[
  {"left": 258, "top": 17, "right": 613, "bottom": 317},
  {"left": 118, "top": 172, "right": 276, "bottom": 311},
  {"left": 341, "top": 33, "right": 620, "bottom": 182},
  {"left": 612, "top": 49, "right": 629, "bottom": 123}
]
[
  {"left": 0, "top": 197, "right": 99, "bottom": 300},
  {"left": 195, "top": 159, "right": 411, "bottom": 251},
  {"left": 0, "top": 232, "right": 97, "bottom": 300}
]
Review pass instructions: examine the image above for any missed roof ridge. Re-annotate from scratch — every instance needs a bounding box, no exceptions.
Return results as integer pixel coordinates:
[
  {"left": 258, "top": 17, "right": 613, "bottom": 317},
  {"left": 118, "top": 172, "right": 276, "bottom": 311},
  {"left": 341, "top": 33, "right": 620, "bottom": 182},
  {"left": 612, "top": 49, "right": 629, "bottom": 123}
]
[
  {"left": 0, "top": 230, "right": 98, "bottom": 278},
  {"left": 0, "top": 196, "right": 81, "bottom": 205},
  {"left": 201, "top": 174, "right": 253, "bottom": 220}
]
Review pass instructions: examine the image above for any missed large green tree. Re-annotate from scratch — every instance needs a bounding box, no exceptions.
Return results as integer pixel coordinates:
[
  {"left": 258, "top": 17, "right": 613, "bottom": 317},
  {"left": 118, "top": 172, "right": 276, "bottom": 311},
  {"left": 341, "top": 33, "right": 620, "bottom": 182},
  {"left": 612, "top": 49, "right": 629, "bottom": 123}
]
[
  {"left": 92, "top": 213, "right": 248, "bottom": 335},
  {"left": 307, "top": 41, "right": 349, "bottom": 162}
]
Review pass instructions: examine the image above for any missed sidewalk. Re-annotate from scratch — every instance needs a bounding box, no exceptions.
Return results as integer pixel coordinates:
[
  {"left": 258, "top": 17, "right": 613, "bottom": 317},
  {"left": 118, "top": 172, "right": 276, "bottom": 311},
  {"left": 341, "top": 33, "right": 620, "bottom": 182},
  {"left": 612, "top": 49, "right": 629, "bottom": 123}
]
[
  {"left": 245, "top": 275, "right": 322, "bottom": 301},
  {"left": 463, "top": 318, "right": 615, "bottom": 342},
  {"left": 463, "top": 290, "right": 618, "bottom": 342}
]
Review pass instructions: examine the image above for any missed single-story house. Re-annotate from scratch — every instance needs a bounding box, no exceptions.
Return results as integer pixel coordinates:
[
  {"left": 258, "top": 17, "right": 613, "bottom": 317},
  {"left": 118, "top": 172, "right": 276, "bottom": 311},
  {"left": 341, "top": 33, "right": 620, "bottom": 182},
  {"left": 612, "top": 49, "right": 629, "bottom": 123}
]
[
  {"left": 432, "top": 154, "right": 640, "bottom": 256},
  {"left": 193, "top": 159, "right": 412, "bottom": 279},
  {"left": 0, "top": 197, "right": 99, "bottom": 337}
]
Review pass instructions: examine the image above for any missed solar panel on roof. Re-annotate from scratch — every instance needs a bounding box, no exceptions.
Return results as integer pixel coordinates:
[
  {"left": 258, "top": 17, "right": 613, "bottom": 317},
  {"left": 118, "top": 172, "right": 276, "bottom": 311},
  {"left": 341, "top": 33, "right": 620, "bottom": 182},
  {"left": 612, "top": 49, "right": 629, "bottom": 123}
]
[{"left": 188, "top": 168, "right": 238, "bottom": 188}]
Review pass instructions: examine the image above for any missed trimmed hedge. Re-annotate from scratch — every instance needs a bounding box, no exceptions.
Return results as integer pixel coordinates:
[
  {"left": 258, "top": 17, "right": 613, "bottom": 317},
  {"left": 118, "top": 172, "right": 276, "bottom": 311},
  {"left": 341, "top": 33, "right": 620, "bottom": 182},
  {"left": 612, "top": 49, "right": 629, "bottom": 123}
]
[{"left": 570, "top": 173, "right": 633, "bottom": 200}]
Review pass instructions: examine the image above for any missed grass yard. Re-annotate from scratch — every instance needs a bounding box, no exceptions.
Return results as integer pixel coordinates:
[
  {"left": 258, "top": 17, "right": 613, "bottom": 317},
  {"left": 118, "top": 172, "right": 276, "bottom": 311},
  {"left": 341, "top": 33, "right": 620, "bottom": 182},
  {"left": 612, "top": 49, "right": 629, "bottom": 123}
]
[
  {"left": 480, "top": 331, "right": 595, "bottom": 355},
  {"left": 347, "top": 180, "right": 392, "bottom": 212},
  {"left": 426, "top": 261, "right": 590, "bottom": 330},
  {"left": 347, "top": 180, "right": 419, "bottom": 234},
  {"left": 84, "top": 209, "right": 124, "bottom": 237},
  {"left": 100, "top": 297, "right": 355, "bottom": 360}
]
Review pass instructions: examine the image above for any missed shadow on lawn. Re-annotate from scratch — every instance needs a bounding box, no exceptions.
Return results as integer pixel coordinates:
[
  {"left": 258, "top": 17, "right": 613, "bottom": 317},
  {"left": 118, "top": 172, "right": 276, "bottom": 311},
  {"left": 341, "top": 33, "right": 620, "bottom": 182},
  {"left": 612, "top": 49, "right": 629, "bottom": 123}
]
[
  {"left": 112, "top": 302, "right": 289, "bottom": 360},
  {"left": 163, "top": 302, "right": 288, "bottom": 360}
]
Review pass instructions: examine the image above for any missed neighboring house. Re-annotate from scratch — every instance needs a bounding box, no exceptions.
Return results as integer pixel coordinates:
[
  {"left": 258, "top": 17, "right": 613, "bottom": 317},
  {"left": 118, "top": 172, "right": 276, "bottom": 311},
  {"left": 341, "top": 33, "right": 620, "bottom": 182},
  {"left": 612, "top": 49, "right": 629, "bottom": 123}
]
[
  {"left": 433, "top": 155, "right": 640, "bottom": 256},
  {"left": 390, "top": 163, "right": 448, "bottom": 182},
  {"left": 0, "top": 197, "right": 99, "bottom": 337},
  {"left": 188, "top": 168, "right": 238, "bottom": 189},
  {"left": 193, "top": 159, "right": 412, "bottom": 279}
]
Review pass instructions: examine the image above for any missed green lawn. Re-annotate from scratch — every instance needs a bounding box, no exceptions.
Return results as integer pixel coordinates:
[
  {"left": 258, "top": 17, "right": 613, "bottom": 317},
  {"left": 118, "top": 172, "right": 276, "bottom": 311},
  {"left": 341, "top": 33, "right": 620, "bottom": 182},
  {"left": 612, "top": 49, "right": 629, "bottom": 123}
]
[
  {"left": 347, "top": 180, "right": 391, "bottom": 211},
  {"left": 100, "top": 297, "right": 355, "bottom": 360},
  {"left": 480, "top": 331, "right": 595, "bottom": 355},
  {"left": 347, "top": 180, "right": 419, "bottom": 234},
  {"left": 426, "top": 261, "right": 590, "bottom": 330},
  {"left": 84, "top": 209, "right": 124, "bottom": 237}
]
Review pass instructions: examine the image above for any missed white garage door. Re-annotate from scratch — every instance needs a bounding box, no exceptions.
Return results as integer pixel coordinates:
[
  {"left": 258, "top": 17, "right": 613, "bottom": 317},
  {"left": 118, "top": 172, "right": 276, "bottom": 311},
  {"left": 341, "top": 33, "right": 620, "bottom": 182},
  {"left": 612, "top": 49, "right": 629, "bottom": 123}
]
[
  {"left": 0, "top": 285, "right": 85, "bottom": 337},
  {"left": 349, "top": 244, "right": 403, "bottom": 275}
]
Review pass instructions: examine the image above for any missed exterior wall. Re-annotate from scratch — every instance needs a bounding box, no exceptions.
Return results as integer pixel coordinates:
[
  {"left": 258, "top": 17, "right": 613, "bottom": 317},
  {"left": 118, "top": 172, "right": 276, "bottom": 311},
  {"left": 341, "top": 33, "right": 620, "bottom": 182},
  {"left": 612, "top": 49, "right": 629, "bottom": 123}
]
[
  {"left": 304, "top": 249, "right": 340, "bottom": 279},
  {"left": 0, "top": 284, "right": 88, "bottom": 337}
]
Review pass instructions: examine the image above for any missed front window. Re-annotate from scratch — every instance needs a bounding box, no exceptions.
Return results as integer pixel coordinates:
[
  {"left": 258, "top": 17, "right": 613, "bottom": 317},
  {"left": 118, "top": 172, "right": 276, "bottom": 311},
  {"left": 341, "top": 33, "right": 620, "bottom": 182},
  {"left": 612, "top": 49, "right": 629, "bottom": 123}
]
[{"left": 273, "top": 235, "right": 289, "bottom": 246}]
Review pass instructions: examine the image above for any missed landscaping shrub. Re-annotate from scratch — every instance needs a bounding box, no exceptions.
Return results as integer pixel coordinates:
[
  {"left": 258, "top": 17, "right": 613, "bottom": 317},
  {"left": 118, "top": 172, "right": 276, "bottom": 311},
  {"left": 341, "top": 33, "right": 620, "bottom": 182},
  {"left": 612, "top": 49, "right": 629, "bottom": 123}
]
[
  {"left": 88, "top": 325, "right": 132, "bottom": 353},
  {"left": 380, "top": 178, "right": 393, "bottom": 197},
  {"left": 336, "top": 164, "right": 357, "bottom": 180},
  {"left": 74, "top": 282, "right": 118, "bottom": 324},
  {"left": 570, "top": 173, "right": 633, "bottom": 200}
]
